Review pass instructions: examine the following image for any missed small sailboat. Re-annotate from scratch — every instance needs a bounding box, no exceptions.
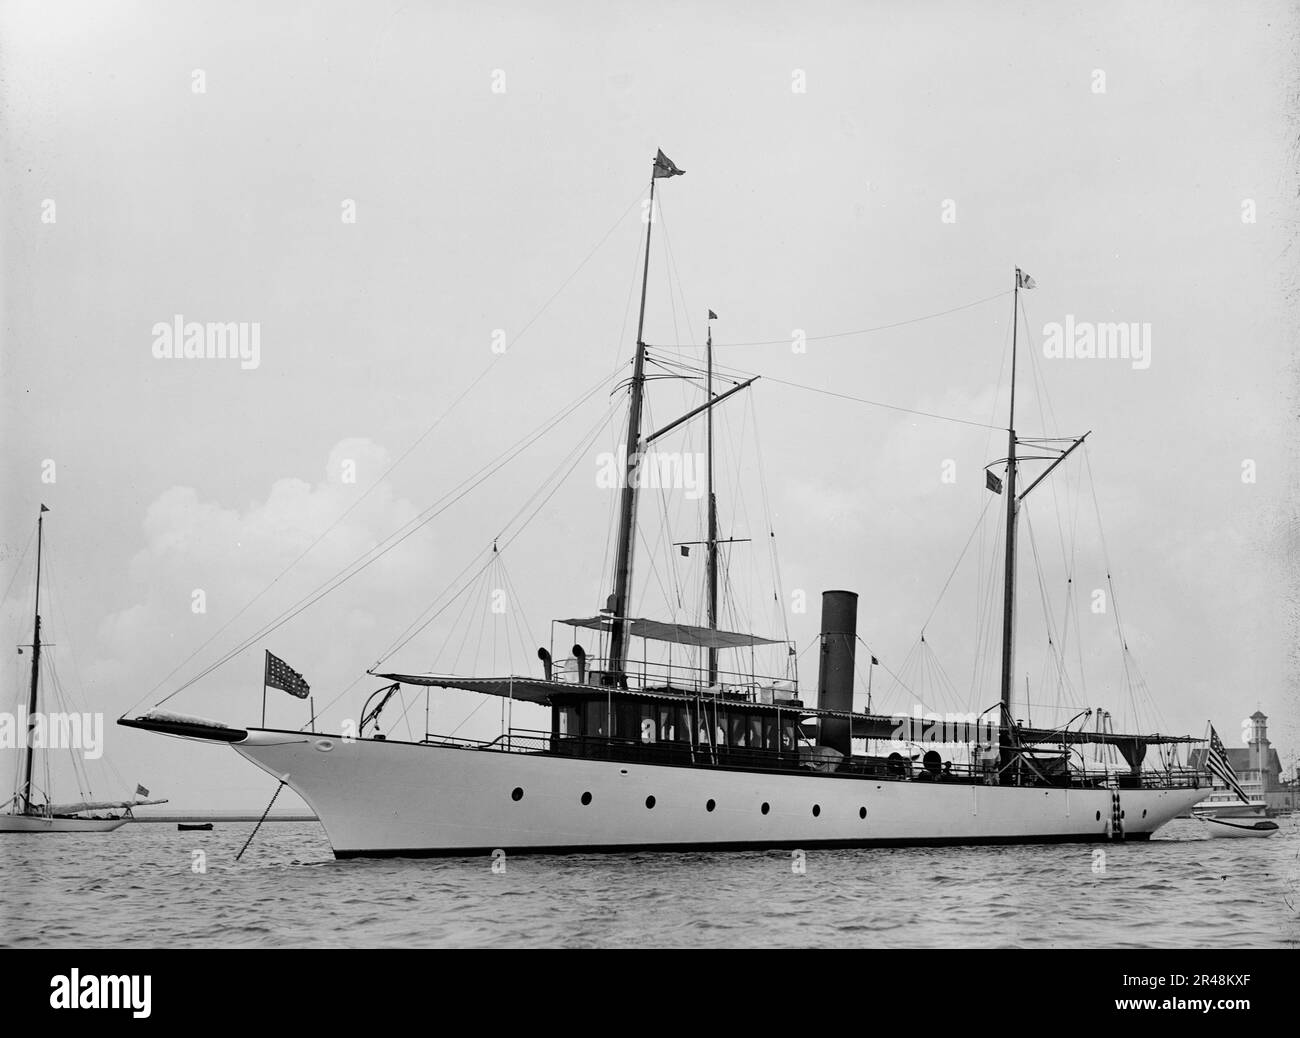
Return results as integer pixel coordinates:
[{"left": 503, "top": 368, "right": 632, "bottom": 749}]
[
  {"left": 1203, "top": 816, "right": 1280, "bottom": 839},
  {"left": 1, "top": 507, "right": 166, "bottom": 833}
]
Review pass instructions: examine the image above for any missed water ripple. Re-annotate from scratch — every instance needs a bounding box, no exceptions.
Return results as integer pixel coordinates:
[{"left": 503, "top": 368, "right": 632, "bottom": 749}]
[{"left": 1, "top": 817, "right": 1297, "bottom": 947}]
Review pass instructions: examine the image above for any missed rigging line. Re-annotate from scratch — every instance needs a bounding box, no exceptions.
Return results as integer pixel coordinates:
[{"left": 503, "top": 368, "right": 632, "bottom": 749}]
[
  {"left": 384, "top": 399, "right": 619, "bottom": 667},
  {"left": 141, "top": 191, "right": 642, "bottom": 705},
  {"left": 146, "top": 374, "right": 618, "bottom": 709},
  {"left": 612, "top": 218, "right": 647, "bottom": 375},
  {"left": 629, "top": 400, "right": 679, "bottom": 619},
  {"left": 449, "top": 567, "right": 492, "bottom": 675},
  {"left": 0, "top": 526, "right": 35, "bottom": 615},
  {"left": 378, "top": 401, "right": 620, "bottom": 664},
  {"left": 516, "top": 186, "right": 650, "bottom": 346},
  {"left": 1021, "top": 304, "right": 1074, "bottom": 579},
  {"left": 656, "top": 289, "right": 1012, "bottom": 348},
  {"left": 728, "top": 372, "right": 1004, "bottom": 431},
  {"left": 750, "top": 394, "right": 790, "bottom": 643},
  {"left": 654, "top": 196, "right": 701, "bottom": 415},
  {"left": 498, "top": 559, "right": 537, "bottom": 660},
  {"left": 1081, "top": 444, "right": 1143, "bottom": 726},
  {"left": 654, "top": 194, "right": 698, "bottom": 347},
  {"left": 436, "top": 557, "right": 492, "bottom": 673},
  {"left": 920, "top": 494, "right": 997, "bottom": 635},
  {"left": 1025, "top": 506, "right": 1078, "bottom": 711}
]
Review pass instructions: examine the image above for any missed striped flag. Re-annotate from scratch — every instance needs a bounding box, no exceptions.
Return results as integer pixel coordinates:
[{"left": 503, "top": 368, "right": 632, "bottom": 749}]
[
  {"left": 1205, "top": 724, "right": 1251, "bottom": 804},
  {"left": 135, "top": 784, "right": 149, "bottom": 798}
]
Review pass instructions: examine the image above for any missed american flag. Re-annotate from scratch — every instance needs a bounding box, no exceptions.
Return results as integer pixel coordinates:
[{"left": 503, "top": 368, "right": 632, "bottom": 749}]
[
  {"left": 135, "top": 784, "right": 149, "bottom": 798},
  {"left": 1205, "top": 724, "right": 1251, "bottom": 804},
  {"left": 264, "top": 650, "right": 310, "bottom": 699}
]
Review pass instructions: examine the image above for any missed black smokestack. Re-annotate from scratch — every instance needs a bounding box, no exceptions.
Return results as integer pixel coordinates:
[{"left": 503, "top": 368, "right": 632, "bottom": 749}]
[{"left": 816, "top": 590, "right": 858, "bottom": 755}]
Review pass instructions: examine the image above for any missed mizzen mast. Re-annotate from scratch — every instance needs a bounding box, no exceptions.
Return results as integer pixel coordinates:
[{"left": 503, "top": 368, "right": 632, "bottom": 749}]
[{"left": 705, "top": 310, "right": 719, "bottom": 686}]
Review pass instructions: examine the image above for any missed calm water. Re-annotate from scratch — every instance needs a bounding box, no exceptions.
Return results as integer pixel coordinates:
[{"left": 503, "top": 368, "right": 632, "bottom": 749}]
[{"left": 2, "top": 817, "right": 1297, "bottom": 948}]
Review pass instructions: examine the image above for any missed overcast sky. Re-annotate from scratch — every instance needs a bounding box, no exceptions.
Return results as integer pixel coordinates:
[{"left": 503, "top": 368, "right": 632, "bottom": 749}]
[{"left": 2, "top": 0, "right": 1297, "bottom": 810}]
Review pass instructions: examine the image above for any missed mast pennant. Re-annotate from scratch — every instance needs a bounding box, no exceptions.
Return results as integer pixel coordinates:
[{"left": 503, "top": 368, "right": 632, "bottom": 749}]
[
  {"left": 1016, "top": 268, "right": 1036, "bottom": 289},
  {"left": 653, "top": 149, "right": 685, "bottom": 178}
]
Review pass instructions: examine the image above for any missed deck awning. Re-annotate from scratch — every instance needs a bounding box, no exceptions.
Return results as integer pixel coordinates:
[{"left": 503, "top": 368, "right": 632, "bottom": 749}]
[
  {"left": 559, "top": 616, "right": 784, "bottom": 650},
  {"left": 375, "top": 674, "right": 800, "bottom": 709},
  {"left": 377, "top": 675, "right": 560, "bottom": 705}
]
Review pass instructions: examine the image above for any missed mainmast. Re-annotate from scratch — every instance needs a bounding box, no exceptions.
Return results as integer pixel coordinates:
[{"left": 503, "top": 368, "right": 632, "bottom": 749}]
[
  {"left": 21, "top": 506, "right": 46, "bottom": 814},
  {"left": 706, "top": 312, "right": 719, "bottom": 686},
  {"left": 606, "top": 150, "right": 684, "bottom": 686},
  {"left": 998, "top": 270, "right": 1022, "bottom": 775}
]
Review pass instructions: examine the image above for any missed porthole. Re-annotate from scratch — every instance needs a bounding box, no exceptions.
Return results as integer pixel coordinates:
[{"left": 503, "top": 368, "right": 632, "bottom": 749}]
[
  {"left": 1095, "top": 811, "right": 1101, "bottom": 821},
  {"left": 812, "top": 804, "right": 821, "bottom": 817},
  {"left": 645, "top": 795, "right": 656, "bottom": 809},
  {"left": 1120, "top": 810, "right": 1125, "bottom": 819},
  {"left": 511, "top": 787, "right": 524, "bottom": 802},
  {"left": 859, "top": 807, "right": 867, "bottom": 820},
  {"left": 581, "top": 791, "right": 592, "bottom": 806},
  {"left": 706, "top": 799, "right": 716, "bottom": 812},
  {"left": 761, "top": 802, "right": 770, "bottom": 815},
  {"left": 1142, "top": 809, "right": 1147, "bottom": 819}
]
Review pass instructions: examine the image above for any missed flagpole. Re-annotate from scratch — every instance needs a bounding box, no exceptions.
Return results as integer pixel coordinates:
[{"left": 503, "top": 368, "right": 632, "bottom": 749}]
[{"left": 310, "top": 696, "right": 316, "bottom": 734}]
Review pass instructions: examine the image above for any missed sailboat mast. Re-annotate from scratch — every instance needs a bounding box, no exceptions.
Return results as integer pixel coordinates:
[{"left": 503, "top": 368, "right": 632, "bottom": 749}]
[
  {"left": 606, "top": 173, "right": 657, "bottom": 686},
  {"left": 21, "top": 509, "right": 44, "bottom": 813},
  {"left": 706, "top": 314, "right": 718, "bottom": 686},
  {"left": 998, "top": 271, "right": 1021, "bottom": 774}
]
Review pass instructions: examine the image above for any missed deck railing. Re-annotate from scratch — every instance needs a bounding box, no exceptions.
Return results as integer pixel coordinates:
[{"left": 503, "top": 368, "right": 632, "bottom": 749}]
[
  {"left": 414, "top": 728, "right": 1204, "bottom": 791},
  {"left": 544, "top": 653, "right": 802, "bottom": 705}
]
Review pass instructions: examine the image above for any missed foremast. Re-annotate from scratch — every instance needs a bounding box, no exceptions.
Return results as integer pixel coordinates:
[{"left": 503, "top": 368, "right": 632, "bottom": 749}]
[
  {"left": 997, "top": 272, "right": 1022, "bottom": 773},
  {"left": 607, "top": 150, "right": 684, "bottom": 686},
  {"left": 21, "top": 506, "right": 46, "bottom": 814}
]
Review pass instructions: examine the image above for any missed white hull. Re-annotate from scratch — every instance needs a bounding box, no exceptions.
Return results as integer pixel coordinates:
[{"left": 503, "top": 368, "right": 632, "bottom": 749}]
[
  {"left": 1203, "top": 816, "right": 1279, "bottom": 839},
  {"left": 0, "top": 813, "right": 128, "bottom": 833},
  {"left": 230, "top": 729, "right": 1203, "bottom": 858}
]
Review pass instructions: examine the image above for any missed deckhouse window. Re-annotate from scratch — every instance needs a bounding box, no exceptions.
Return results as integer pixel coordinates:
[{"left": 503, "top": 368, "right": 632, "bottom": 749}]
[
  {"left": 556, "top": 706, "right": 579, "bottom": 737},
  {"left": 583, "top": 700, "right": 607, "bottom": 738}
]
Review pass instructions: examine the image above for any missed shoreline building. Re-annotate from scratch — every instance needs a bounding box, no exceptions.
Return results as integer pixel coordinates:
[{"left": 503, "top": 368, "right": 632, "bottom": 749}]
[{"left": 1190, "top": 711, "right": 1293, "bottom": 815}]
